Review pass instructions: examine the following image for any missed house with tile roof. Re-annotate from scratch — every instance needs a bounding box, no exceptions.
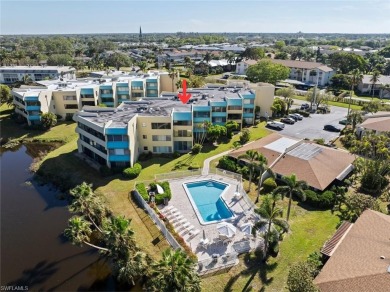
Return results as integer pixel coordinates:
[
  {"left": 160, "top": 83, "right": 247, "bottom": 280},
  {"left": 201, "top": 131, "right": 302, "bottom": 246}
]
[
  {"left": 356, "top": 112, "right": 390, "bottom": 138},
  {"left": 229, "top": 133, "right": 355, "bottom": 191},
  {"left": 314, "top": 209, "right": 390, "bottom": 292}
]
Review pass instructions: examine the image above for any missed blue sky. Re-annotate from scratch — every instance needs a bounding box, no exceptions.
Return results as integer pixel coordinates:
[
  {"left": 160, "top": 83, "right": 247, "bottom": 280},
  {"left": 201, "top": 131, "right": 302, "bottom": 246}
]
[{"left": 1, "top": 0, "right": 389, "bottom": 34}]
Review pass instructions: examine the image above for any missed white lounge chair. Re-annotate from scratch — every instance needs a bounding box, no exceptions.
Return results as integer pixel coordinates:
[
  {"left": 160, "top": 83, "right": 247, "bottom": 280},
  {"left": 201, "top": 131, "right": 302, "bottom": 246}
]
[
  {"left": 177, "top": 222, "right": 190, "bottom": 231},
  {"left": 171, "top": 215, "right": 184, "bottom": 223},
  {"left": 173, "top": 218, "right": 187, "bottom": 227},
  {"left": 166, "top": 210, "right": 180, "bottom": 220},
  {"left": 187, "top": 229, "right": 200, "bottom": 240},
  {"left": 180, "top": 225, "right": 194, "bottom": 236}
]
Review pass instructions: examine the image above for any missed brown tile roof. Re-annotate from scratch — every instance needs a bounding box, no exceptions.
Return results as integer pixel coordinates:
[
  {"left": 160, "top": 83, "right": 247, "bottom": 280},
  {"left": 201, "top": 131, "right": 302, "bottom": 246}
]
[
  {"left": 360, "top": 116, "right": 390, "bottom": 132},
  {"left": 241, "top": 59, "right": 258, "bottom": 65},
  {"left": 314, "top": 210, "right": 390, "bottom": 292},
  {"left": 228, "top": 133, "right": 356, "bottom": 191},
  {"left": 320, "top": 221, "right": 353, "bottom": 257},
  {"left": 272, "top": 145, "right": 356, "bottom": 190}
]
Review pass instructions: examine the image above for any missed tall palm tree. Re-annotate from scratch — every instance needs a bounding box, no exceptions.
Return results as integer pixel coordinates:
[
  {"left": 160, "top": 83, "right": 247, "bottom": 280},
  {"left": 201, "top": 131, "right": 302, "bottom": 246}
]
[
  {"left": 69, "top": 182, "right": 107, "bottom": 232},
  {"left": 348, "top": 69, "right": 363, "bottom": 116},
  {"left": 370, "top": 70, "right": 381, "bottom": 99},
  {"left": 64, "top": 216, "right": 109, "bottom": 252},
  {"left": 255, "top": 159, "right": 271, "bottom": 205},
  {"left": 115, "top": 251, "right": 150, "bottom": 286},
  {"left": 148, "top": 249, "right": 200, "bottom": 292},
  {"left": 275, "top": 174, "right": 307, "bottom": 221},
  {"left": 239, "top": 150, "right": 260, "bottom": 192},
  {"left": 169, "top": 69, "right": 178, "bottom": 92},
  {"left": 254, "top": 194, "right": 289, "bottom": 261}
]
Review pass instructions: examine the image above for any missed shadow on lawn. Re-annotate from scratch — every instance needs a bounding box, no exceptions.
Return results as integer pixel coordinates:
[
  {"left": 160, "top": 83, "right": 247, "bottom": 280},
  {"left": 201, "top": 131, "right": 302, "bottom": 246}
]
[{"left": 223, "top": 253, "right": 278, "bottom": 292}]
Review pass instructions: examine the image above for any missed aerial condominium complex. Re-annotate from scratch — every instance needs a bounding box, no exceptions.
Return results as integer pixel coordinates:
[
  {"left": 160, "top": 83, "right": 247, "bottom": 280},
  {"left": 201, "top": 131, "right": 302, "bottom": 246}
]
[
  {"left": 11, "top": 71, "right": 178, "bottom": 125},
  {"left": 0, "top": 66, "right": 76, "bottom": 84},
  {"left": 73, "top": 83, "right": 274, "bottom": 168}
]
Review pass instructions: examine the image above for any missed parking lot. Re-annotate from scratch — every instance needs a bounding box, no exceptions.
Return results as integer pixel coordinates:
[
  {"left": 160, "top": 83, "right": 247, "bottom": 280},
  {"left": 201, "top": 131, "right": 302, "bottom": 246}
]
[{"left": 267, "top": 106, "right": 348, "bottom": 142}]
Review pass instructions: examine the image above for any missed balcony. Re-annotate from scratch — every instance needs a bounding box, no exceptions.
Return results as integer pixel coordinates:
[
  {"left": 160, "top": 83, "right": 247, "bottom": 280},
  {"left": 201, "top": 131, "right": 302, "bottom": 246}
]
[
  {"left": 25, "top": 105, "right": 41, "bottom": 111},
  {"left": 109, "top": 154, "right": 131, "bottom": 162},
  {"left": 107, "top": 141, "right": 129, "bottom": 149}
]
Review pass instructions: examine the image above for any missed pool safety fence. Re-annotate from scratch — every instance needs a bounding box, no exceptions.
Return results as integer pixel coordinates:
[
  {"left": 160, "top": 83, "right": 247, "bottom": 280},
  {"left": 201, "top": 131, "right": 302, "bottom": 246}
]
[
  {"left": 130, "top": 189, "right": 182, "bottom": 251},
  {"left": 197, "top": 251, "right": 239, "bottom": 276},
  {"left": 154, "top": 168, "right": 203, "bottom": 181}
]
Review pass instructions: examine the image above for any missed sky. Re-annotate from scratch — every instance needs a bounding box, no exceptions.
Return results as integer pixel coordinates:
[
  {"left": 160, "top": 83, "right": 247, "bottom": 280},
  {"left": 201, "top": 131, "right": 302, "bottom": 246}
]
[{"left": 1, "top": 0, "right": 390, "bottom": 35}]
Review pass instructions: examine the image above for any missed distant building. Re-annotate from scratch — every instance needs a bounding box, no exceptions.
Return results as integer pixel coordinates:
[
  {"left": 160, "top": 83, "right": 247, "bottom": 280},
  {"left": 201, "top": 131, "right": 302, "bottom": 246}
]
[
  {"left": 0, "top": 66, "right": 76, "bottom": 84},
  {"left": 356, "top": 112, "right": 390, "bottom": 138},
  {"left": 235, "top": 59, "right": 258, "bottom": 75},
  {"left": 314, "top": 209, "right": 390, "bottom": 292},
  {"left": 357, "top": 75, "right": 390, "bottom": 98},
  {"left": 12, "top": 71, "right": 179, "bottom": 125}
]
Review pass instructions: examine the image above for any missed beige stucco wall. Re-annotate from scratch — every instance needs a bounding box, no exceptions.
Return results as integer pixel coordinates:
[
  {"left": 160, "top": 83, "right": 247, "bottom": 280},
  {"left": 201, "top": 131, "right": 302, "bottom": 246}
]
[
  {"left": 250, "top": 83, "right": 275, "bottom": 118},
  {"left": 160, "top": 72, "right": 179, "bottom": 92},
  {"left": 52, "top": 89, "right": 81, "bottom": 119},
  {"left": 136, "top": 116, "right": 173, "bottom": 153}
]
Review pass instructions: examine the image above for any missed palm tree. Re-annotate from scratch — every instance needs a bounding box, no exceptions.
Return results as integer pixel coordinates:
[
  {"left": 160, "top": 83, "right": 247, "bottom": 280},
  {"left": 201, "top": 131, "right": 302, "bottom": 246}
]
[
  {"left": 169, "top": 69, "right": 178, "bottom": 92},
  {"left": 115, "top": 251, "right": 150, "bottom": 286},
  {"left": 69, "top": 182, "right": 107, "bottom": 232},
  {"left": 239, "top": 150, "right": 260, "bottom": 191},
  {"left": 348, "top": 69, "right": 363, "bottom": 116},
  {"left": 347, "top": 110, "right": 363, "bottom": 131},
  {"left": 64, "top": 216, "right": 109, "bottom": 252},
  {"left": 370, "top": 70, "right": 381, "bottom": 99},
  {"left": 255, "top": 160, "right": 271, "bottom": 205},
  {"left": 148, "top": 249, "right": 200, "bottom": 292},
  {"left": 275, "top": 174, "right": 307, "bottom": 221},
  {"left": 203, "top": 52, "right": 213, "bottom": 64},
  {"left": 254, "top": 194, "right": 289, "bottom": 261}
]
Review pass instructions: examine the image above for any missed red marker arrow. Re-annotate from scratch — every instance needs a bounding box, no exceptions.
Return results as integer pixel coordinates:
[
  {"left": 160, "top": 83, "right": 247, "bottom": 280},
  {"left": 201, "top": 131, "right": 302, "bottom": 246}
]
[{"left": 178, "top": 79, "right": 191, "bottom": 104}]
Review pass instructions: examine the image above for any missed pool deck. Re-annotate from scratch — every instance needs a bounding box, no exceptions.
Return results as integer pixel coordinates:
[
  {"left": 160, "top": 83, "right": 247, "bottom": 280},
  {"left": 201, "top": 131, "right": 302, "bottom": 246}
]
[{"left": 159, "top": 174, "right": 264, "bottom": 267}]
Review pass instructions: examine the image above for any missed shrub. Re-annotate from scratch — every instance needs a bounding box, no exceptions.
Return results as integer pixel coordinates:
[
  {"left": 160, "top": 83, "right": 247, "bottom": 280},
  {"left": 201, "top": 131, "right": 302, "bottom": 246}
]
[
  {"left": 313, "top": 138, "right": 325, "bottom": 145},
  {"left": 154, "top": 181, "right": 172, "bottom": 204},
  {"left": 135, "top": 183, "right": 149, "bottom": 201},
  {"left": 262, "top": 177, "right": 277, "bottom": 193},
  {"left": 217, "top": 156, "right": 237, "bottom": 172},
  {"left": 239, "top": 128, "right": 250, "bottom": 145},
  {"left": 138, "top": 151, "right": 153, "bottom": 161},
  {"left": 173, "top": 151, "right": 181, "bottom": 158},
  {"left": 123, "top": 163, "right": 142, "bottom": 179},
  {"left": 188, "top": 163, "right": 200, "bottom": 170},
  {"left": 191, "top": 143, "right": 202, "bottom": 154},
  {"left": 304, "top": 189, "right": 335, "bottom": 209}
]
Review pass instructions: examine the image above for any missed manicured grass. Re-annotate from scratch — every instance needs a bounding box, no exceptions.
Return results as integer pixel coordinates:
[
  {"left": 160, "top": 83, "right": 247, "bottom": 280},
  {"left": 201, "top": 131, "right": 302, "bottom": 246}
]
[
  {"left": 201, "top": 201, "right": 339, "bottom": 291},
  {"left": 1, "top": 104, "right": 77, "bottom": 143},
  {"left": 293, "top": 96, "right": 362, "bottom": 110}
]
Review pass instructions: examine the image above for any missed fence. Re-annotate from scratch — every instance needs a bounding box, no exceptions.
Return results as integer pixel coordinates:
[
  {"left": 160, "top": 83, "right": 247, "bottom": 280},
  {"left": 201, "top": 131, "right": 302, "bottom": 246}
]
[
  {"left": 131, "top": 190, "right": 182, "bottom": 250},
  {"left": 197, "top": 252, "right": 239, "bottom": 276},
  {"left": 155, "top": 168, "right": 203, "bottom": 181}
]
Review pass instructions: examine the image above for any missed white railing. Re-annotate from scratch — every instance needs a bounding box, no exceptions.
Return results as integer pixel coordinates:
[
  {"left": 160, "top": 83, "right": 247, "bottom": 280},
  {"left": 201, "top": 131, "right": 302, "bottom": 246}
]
[{"left": 155, "top": 169, "right": 203, "bottom": 181}]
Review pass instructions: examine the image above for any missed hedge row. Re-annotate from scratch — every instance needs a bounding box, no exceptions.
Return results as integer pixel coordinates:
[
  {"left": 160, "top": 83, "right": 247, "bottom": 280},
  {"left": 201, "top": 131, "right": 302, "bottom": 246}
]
[
  {"left": 304, "top": 190, "right": 335, "bottom": 209},
  {"left": 123, "top": 163, "right": 142, "bottom": 179},
  {"left": 135, "top": 182, "right": 149, "bottom": 201}
]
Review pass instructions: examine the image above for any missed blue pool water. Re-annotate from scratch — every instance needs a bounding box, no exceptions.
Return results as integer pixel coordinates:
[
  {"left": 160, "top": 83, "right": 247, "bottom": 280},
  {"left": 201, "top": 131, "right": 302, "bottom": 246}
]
[{"left": 184, "top": 180, "right": 233, "bottom": 224}]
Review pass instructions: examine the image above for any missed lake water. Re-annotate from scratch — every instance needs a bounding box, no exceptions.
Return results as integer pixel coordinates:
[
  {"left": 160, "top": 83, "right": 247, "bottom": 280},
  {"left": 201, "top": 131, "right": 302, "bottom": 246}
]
[{"left": 0, "top": 145, "right": 114, "bottom": 291}]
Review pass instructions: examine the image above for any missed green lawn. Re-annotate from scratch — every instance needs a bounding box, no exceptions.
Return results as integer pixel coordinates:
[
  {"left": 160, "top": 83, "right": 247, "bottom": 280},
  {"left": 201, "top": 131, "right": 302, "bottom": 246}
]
[
  {"left": 201, "top": 201, "right": 339, "bottom": 291},
  {"left": 293, "top": 96, "right": 362, "bottom": 110},
  {"left": 3, "top": 112, "right": 340, "bottom": 290},
  {"left": 0, "top": 104, "right": 77, "bottom": 143}
]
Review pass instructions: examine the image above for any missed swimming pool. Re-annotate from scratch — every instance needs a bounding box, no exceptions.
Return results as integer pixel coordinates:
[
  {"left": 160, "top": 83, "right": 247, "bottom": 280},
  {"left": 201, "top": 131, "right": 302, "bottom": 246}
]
[{"left": 183, "top": 180, "right": 234, "bottom": 225}]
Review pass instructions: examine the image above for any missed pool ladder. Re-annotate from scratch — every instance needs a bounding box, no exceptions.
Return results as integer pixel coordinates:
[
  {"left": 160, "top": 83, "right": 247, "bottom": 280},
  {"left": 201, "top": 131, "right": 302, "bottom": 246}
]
[{"left": 206, "top": 182, "right": 214, "bottom": 187}]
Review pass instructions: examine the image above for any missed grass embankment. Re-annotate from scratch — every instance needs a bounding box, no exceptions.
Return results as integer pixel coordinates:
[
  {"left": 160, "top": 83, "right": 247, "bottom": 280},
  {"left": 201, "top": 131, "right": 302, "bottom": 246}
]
[
  {"left": 0, "top": 104, "right": 77, "bottom": 143},
  {"left": 293, "top": 96, "right": 363, "bottom": 111}
]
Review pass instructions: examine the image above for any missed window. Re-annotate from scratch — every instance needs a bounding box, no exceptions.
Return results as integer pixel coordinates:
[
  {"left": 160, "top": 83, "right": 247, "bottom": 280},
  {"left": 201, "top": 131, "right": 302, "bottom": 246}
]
[
  {"left": 211, "top": 106, "right": 226, "bottom": 112},
  {"left": 228, "top": 114, "right": 242, "bottom": 120},
  {"left": 78, "top": 123, "right": 105, "bottom": 141},
  {"left": 228, "top": 106, "right": 242, "bottom": 110},
  {"left": 144, "top": 146, "right": 148, "bottom": 151},
  {"left": 193, "top": 111, "right": 210, "bottom": 118},
  {"left": 63, "top": 95, "right": 77, "bottom": 101},
  {"left": 243, "top": 99, "right": 254, "bottom": 104},
  {"left": 131, "top": 86, "right": 143, "bottom": 90},
  {"left": 151, "top": 123, "right": 171, "bottom": 129},
  {"left": 109, "top": 149, "right": 130, "bottom": 155},
  {"left": 174, "top": 130, "right": 192, "bottom": 137},
  {"left": 107, "top": 135, "right": 129, "bottom": 142},
  {"left": 153, "top": 146, "right": 172, "bottom": 153},
  {"left": 100, "top": 89, "right": 113, "bottom": 94},
  {"left": 173, "top": 120, "right": 192, "bottom": 126},
  {"left": 65, "top": 104, "right": 78, "bottom": 109},
  {"left": 143, "top": 135, "right": 147, "bottom": 139},
  {"left": 152, "top": 135, "right": 171, "bottom": 141},
  {"left": 212, "top": 117, "right": 226, "bottom": 123},
  {"left": 243, "top": 108, "right": 253, "bottom": 113},
  {"left": 117, "top": 87, "right": 129, "bottom": 92},
  {"left": 174, "top": 141, "right": 192, "bottom": 151}
]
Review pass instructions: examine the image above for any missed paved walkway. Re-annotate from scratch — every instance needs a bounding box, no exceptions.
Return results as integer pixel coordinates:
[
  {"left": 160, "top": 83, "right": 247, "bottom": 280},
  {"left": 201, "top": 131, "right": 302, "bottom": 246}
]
[{"left": 202, "top": 150, "right": 232, "bottom": 175}]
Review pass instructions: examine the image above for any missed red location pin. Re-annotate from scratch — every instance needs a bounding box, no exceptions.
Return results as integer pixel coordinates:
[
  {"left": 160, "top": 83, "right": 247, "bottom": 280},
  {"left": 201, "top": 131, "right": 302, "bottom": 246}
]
[{"left": 178, "top": 79, "right": 191, "bottom": 104}]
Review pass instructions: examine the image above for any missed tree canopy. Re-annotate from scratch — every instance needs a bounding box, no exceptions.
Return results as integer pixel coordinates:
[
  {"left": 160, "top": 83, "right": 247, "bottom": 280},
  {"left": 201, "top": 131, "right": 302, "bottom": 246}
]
[
  {"left": 246, "top": 60, "right": 290, "bottom": 84},
  {"left": 0, "top": 84, "right": 12, "bottom": 106},
  {"left": 329, "top": 52, "right": 366, "bottom": 74}
]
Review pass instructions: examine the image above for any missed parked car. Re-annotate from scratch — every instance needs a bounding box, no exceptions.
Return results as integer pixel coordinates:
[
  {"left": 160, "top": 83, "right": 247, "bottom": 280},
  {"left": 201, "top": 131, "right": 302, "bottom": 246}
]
[
  {"left": 300, "top": 103, "right": 310, "bottom": 110},
  {"left": 289, "top": 113, "right": 303, "bottom": 120},
  {"left": 281, "top": 117, "right": 295, "bottom": 124},
  {"left": 324, "top": 124, "right": 341, "bottom": 132},
  {"left": 339, "top": 119, "right": 351, "bottom": 125},
  {"left": 267, "top": 121, "right": 285, "bottom": 130}
]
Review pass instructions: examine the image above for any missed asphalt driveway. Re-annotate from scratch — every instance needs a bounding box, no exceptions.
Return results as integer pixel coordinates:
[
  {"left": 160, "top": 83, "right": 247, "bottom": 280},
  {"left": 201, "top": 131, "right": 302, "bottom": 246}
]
[{"left": 268, "top": 106, "right": 348, "bottom": 142}]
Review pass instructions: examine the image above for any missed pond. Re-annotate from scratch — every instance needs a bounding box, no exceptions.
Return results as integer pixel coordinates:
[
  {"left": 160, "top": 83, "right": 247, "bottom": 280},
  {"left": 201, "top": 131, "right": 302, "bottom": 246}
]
[{"left": 0, "top": 144, "right": 114, "bottom": 291}]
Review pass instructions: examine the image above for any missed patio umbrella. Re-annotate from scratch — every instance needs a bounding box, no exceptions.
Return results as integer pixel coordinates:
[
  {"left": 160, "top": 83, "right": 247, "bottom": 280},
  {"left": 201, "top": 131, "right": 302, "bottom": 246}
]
[
  {"left": 240, "top": 222, "right": 254, "bottom": 237},
  {"left": 217, "top": 222, "right": 237, "bottom": 238},
  {"left": 156, "top": 184, "right": 164, "bottom": 194}
]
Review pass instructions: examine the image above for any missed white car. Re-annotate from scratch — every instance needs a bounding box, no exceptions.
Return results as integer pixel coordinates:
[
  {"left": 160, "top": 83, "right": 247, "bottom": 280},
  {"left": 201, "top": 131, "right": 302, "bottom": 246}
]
[
  {"left": 289, "top": 113, "right": 303, "bottom": 120},
  {"left": 267, "top": 121, "right": 285, "bottom": 130}
]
